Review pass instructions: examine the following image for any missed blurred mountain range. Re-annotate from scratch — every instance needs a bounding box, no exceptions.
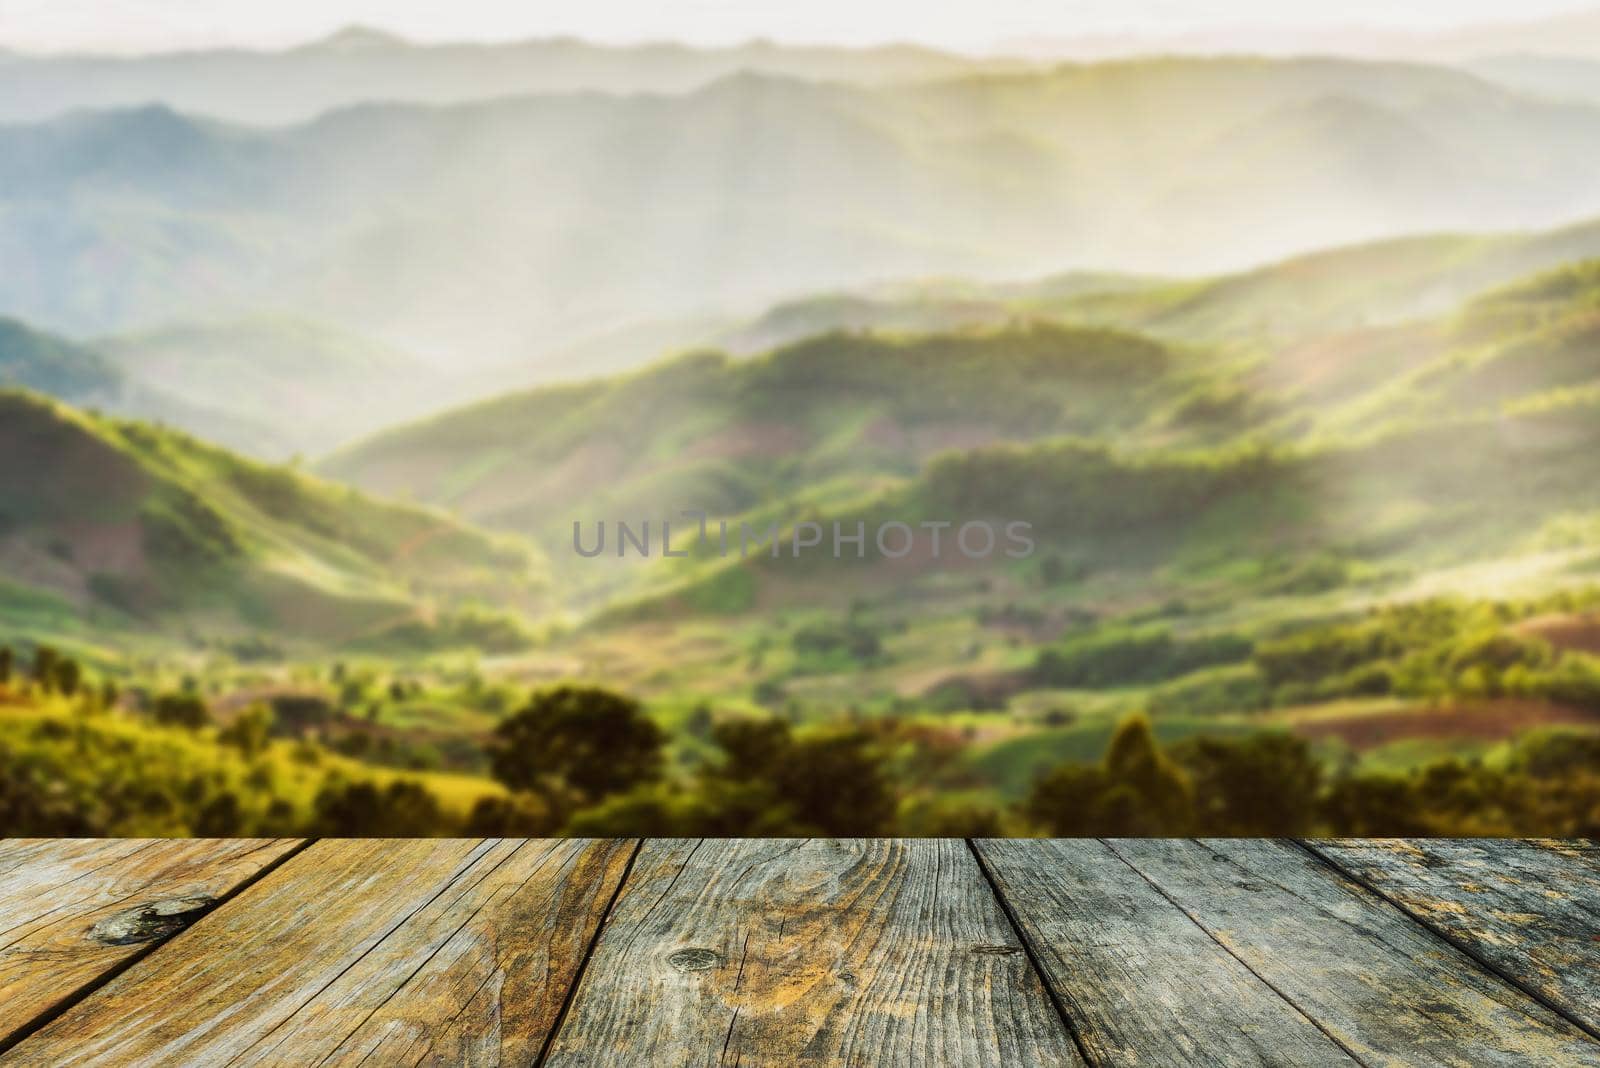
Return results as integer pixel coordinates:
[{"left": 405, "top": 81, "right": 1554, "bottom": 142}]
[
  {"left": 5, "top": 55, "right": 1600, "bottom": 416},
  {"left": 0, "top": 27, "right": 1033, "bottom": 125}
]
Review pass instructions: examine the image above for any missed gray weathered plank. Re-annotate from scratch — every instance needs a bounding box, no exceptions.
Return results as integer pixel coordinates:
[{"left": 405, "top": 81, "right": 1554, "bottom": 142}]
[
  {"left": 2, "top": 838, "right": 634, "bottom": 1067},
  {"left": 1307, "top": 838, "right": 1600, "bottom": 1038},
  {"left": 1108, "top": 839, "right": 1600, "bottom": 1066},
  {"left": 543, "top": 838, "right": 1081, "bottom": 1067},
  {"left": 0, "top": 838, "right": 303, "bottom": 1049},
  {"left": 975, "top": 838, "right": 1360, "bottom": 1066}
]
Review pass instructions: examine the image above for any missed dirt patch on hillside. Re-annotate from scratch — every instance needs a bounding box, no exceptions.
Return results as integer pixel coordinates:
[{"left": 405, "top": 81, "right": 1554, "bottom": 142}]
[
  {"left": 0, "top": 521, "right": 148, "bottom": 606},
  {"left": 859, "top": 416, "right": 1001, "bottom": 455},
  {"left": 1514, "top": 613, "right": 1600, "bottom": 656},
  {"left": 914, "top": 669, "right": 1030, "bottom": 709},
  {"left": 59, "top": 521, "right": 147, "bottom": 575},
  {"left": 683, "top": 423, "right": 808, "bottom": 462},
  {"left": 1291, "top": 699, "right": 1598, "bottom": 750}
]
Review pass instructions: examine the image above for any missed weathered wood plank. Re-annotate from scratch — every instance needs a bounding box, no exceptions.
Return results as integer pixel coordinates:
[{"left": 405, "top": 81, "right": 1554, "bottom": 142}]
[
  {"left": 1108, "top": 839, "right": 1600, "bottom": 1066},
  {"left": 544, "top": 838, "right": 1080, "bottom": 1067},
  {"left": 2, "top": 838, "right": 634, "bottom": 1067},
  {"left": 1307, "top": 838, "right": 1600, "bottom": 1038},
  {"left": 0, "top": 838, "right": 303, "bottom": 1049},
  {"left": 975, "top": 838, "right": 1360, "bottom": 1066}
]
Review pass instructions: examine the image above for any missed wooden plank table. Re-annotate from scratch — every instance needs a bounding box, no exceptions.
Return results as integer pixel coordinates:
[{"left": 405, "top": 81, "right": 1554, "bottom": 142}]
[{"left": 0, "top": 839, "right": 1596, "bottom": 1066}]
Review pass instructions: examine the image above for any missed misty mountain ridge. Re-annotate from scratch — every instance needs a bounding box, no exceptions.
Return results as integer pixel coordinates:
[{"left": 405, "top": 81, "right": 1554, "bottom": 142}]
[
  {"left": 0, "top": 25, "right": 1035, "bottom": 126},
  {"left": 6, "top": 55, "right": 1600, "bottom": 389}
]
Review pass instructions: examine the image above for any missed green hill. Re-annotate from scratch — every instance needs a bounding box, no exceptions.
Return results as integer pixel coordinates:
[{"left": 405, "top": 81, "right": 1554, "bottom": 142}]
[
  {"left": 0, "top": 390, "right": 543, "bottom": 649},
  {"left": 323, "top": 254, "right": 1600, "bottom": 628},
  {"left": 714, "top": 216, "right": 1600, "bottom": 356},
  {"left": 321, "top": 322, "right": 1240, "bottom": 550},
  {"left": 1050, "top": 218, "right": 1600, "bottom": 345}
]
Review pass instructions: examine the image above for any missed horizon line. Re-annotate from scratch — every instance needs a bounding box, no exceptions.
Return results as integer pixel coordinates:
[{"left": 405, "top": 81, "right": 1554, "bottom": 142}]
[{"left": 5, "top": 5, "right": 1600, "bottom": 63}]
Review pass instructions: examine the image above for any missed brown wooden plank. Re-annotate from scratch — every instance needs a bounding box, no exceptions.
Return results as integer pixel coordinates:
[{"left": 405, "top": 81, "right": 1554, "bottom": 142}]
[
  {"left": 975, "top": 838, "right": 1361, "bottom": 1066},
  {"left": 1108, "top": 839, "right": 1600, "bottom": 1067},
  {"left": 1307, "top": 838, "right": 1600, "bottom": 1039},
  {"left": 544, "top": 838, "right": 1080, "bottom": 1067},
  {"left": 2, "top": 838, "right": 634, "bottom": 1067},
  {"left": 0, "top": 838, "right": 303, "bottom": 1049}
]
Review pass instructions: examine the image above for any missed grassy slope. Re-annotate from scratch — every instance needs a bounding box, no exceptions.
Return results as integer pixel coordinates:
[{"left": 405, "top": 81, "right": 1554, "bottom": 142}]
[
  {"left": 705, "top": 215, "right": 1600, "bottom": 359},
  {"left": 0, "top": 389, "right": 544, "bottom": 648},
  {"left": 1048, "top": 218, "right": 1600, "bottom": 344},
  {"left": 9, "top": 252, "right": 1600, "bottom": 814},
  {"left": 322, "top": 323, "right": 1233, "bottom": 542},
  {"left": 0, "top": 696, "right": 503, "bottom": 835}
]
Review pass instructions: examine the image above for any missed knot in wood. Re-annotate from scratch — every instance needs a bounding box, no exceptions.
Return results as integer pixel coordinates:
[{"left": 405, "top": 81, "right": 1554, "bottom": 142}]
[
  {"left": 89, "top": 895, "right": 216, "bottom": 946},
  {"left": 667, "top": 947, "right": 720, "bottom": 972}
]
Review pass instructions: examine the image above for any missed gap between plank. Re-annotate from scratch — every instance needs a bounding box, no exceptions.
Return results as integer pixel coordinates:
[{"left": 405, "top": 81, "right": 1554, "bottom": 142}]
[
  {"left": 532, "top": 837, "right": 645, "bottom": 1068},
  {"left": 0, "top": 837, "right": 320, "bottom": 1058},
  {"left": 1098, "top": 839, "right": 1374, "bottom": 1068},
  {"left": 965, "top": 839, "right": 1098, "bottom": 1068},
  {"left": 1292, "top": 838, "right": 1600, "bottom": 1048}
]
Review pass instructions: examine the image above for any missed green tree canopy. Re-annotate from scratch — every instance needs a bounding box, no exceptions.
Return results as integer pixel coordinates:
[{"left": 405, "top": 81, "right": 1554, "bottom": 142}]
[
  {"left": 152, "top": 693, "right": 211, "bottom": 730},
  {"left": 312, "top": 780, "right": 447, "bottom": 836},
  {"left": 1026, "top": 714, "right": 1193, "bottom": 835},
  {"left": 489, "top": 685, "right": 665, "bottom": 804}
]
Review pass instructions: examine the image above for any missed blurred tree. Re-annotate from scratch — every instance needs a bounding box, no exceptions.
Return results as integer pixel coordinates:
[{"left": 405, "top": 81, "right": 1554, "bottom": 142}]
[
  {"left": 0, "top": 762, "right": 97, "bottom": 835},
  {"left": 1322, "top": 773, "right": 1430, "bottom": 837},
  {"left": 900, "top": 795, "right": 1008, "bottom": 837},
  {"left": 791, "top": 620, "right": 882, "bottom": 664},
  {"left": 152, "top": 693, "right": 211, "bottom": 730},
  {"left": 1508, "top": 731, "right": 1600, "bottom": 778},
  {"left": 464, "top": 793, "right": 558, "bottom": 836},
  {"left": 312, "top": 780, "right": 447, "bottom": 836},
  {"left": 269, "top": 694, "right": 333, "bottom": 737},
  {"left": 218, "top": 705, "right": 274, "bottom": 759},
  {"left": 703, "top": 719, "right": 896, "bottom": 835},
  {"left": 1102, "top": 714, "right": 1193, "bottom": 831},
  {"left": 194, "top": 792, "right": 245, "bottom": 836},
  {"left": 1024, "top": 764, "right": 1114, "bottom": 836},
  {"left": 31, "top": 646, "right": 59, "bottom": 693},
  {"left": 685, "top": 702, "right": 715, "bottom": 740},
  {"left": 1172, "top": 732, "right": 1321, "bottom": 835},
  {"left": 562, "top": 786, "right": 700, "bottom": 836},
  {"left": 489, "top": 685, "right": 664, "bottom": 805},
  {"left": 53, "top": 658, "right": 82, "bottom": 699},
  {"left": 1026, "top": 714, "right": 1193, "bottom": 835},
  {"left": 0, "top": 646, "right": 12, "bottom": 686}
]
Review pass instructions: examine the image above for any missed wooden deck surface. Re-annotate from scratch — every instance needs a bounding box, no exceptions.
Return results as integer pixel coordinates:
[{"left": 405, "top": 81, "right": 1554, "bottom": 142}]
[{"left": 0, "top": 839, "right": 1596, "bottom": 1066}]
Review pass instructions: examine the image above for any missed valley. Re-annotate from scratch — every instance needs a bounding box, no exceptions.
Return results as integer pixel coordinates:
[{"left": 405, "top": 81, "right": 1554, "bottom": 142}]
[
  {"left": 4, "top": 34, "right": 1600, "bottom": 837},
  {"left": 5, "top": 224, "right": 1600, "bottom": 836}
]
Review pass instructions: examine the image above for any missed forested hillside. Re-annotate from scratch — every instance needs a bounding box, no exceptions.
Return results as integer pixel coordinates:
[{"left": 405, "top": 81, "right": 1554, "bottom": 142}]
[{"left": 0, "top": 391, "right": 542, "bottom": 650}]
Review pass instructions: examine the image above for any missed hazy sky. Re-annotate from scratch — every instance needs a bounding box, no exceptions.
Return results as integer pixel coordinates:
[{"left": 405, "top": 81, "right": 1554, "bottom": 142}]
[{"left": 1, "top": 0, "right": 1595, "bottom": 54}]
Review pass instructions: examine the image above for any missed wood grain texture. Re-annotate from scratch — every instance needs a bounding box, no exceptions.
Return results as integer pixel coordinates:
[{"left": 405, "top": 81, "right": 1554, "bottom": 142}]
[
  {"left": 1308, "top": 838, "right": 1600, "bottom": 1038},
  {"left": 544, "top": 838, "right": 1080, "bottom": 1067},
  {"left": 1109, "top": 838, "right": 1600, "bottom": 1067},
  {"left": 975, "top": 838, "right": 1359, "bottom": 1066},
  {"left": 2, "top": 837, "right": 634, "bottom": 1067},
  {"left": 0, "top": 838, "right": 302, "bottom": 1048}
]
